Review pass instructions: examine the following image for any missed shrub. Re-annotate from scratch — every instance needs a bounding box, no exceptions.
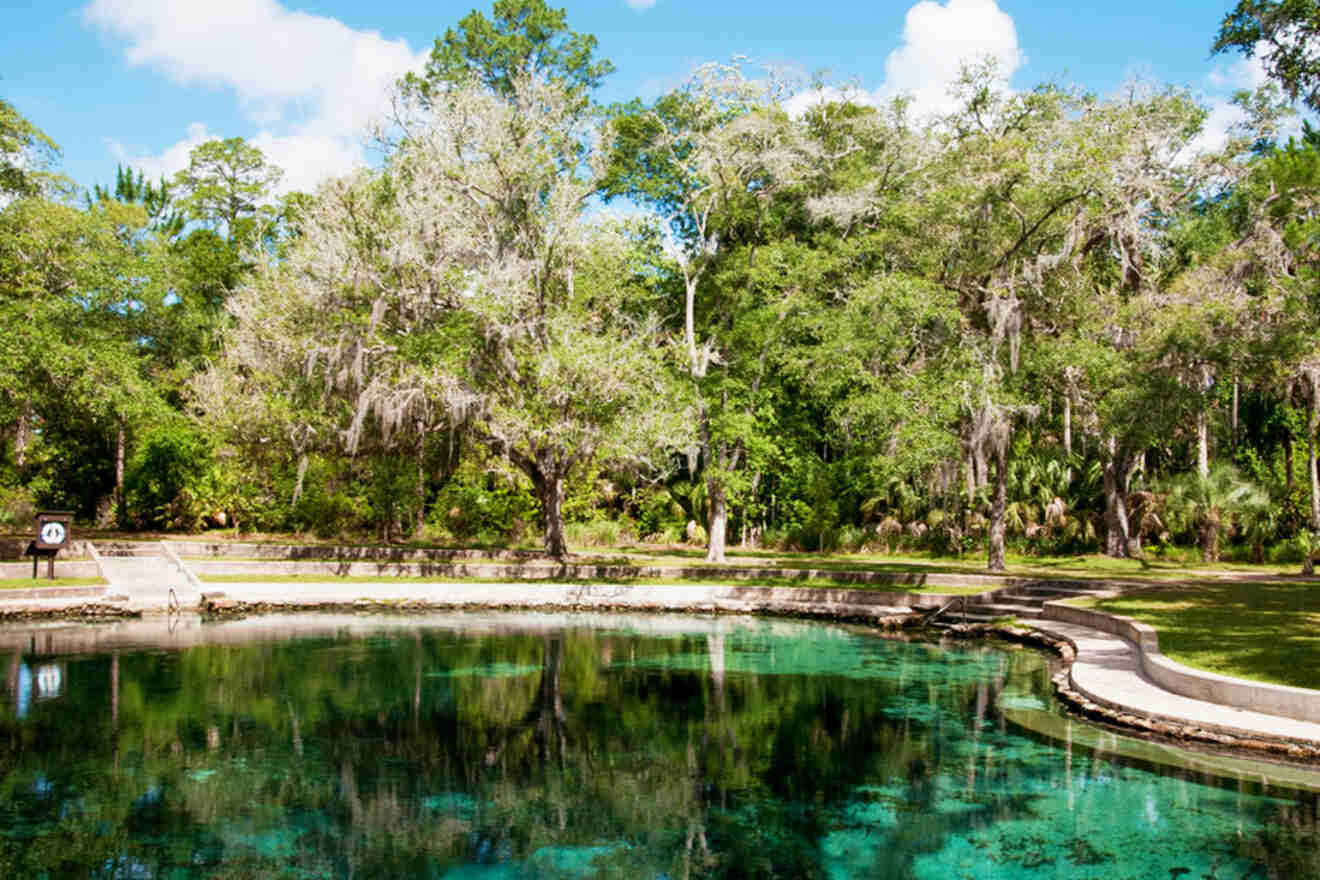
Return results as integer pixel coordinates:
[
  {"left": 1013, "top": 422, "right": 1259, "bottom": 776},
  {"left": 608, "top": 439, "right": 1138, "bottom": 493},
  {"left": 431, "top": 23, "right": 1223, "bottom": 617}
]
[
  {"left": 0, "top": 485, "right": 36, "bottom": 531},
  {"left": 566, "top": 518, "right": 634, "bottom": 548},
  {"left": 124, "top": 425, "right": 217, "bottom": 531},
  {"left": 429, "top": 464, "right": 538, "bottom": 544}
]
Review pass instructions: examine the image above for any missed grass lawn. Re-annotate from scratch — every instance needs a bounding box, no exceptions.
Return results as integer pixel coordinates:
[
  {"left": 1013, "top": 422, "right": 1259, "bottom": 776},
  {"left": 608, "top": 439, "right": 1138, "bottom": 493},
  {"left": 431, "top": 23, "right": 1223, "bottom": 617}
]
[
  {"left": 1073, "top": 580, "right": 1320, "bottom": 691},
  {"left": 0, "top": 577, "right": 107, "bottom": 589},
  {"left": 197, "top": 573, "right": 993, "bottom": 594}
]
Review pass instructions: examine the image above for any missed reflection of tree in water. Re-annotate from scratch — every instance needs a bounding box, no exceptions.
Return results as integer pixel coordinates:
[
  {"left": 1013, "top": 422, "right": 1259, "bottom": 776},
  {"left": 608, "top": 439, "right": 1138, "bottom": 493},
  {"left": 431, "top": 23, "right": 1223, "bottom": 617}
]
[
  {"left": 1236, "top": 792, "right": 1320, "bottom": 880},
  {"left": 485, "top": 634, "right": 569, "bottom": 769}
]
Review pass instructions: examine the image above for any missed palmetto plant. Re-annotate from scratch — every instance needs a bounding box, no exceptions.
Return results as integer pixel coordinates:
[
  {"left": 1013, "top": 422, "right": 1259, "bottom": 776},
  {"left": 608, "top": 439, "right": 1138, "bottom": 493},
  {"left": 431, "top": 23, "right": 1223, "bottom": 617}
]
[{"left": 1161, "top": 464, "right": 1269, "bottom": 563}]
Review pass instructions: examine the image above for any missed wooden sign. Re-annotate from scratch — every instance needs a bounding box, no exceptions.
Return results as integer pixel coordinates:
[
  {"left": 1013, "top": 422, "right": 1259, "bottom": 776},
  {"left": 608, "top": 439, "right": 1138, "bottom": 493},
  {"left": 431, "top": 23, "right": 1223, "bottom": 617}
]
[{"left": 35, "top": 512, "right": 72, "bottom": 551}]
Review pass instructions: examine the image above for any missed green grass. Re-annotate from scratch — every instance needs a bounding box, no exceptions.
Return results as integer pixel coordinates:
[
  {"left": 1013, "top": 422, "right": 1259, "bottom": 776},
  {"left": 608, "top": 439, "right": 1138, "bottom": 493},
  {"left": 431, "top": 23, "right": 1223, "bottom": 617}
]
[
  {"left": 197, "top": 573, "right": 992, "bottom": 594},
  {"left": 0, "top": 577, "right": 107, "bottom": 589},
  {"left": 1073, "top": 580, "right": 1320, "bottom": 691}
]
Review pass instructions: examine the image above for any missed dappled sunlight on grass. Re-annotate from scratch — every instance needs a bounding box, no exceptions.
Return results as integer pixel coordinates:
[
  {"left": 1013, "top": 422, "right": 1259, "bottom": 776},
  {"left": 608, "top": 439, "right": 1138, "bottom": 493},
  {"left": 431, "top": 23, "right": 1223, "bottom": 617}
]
[{"left": 1090, "top": 581, "right": 1320, "bottom": 690}]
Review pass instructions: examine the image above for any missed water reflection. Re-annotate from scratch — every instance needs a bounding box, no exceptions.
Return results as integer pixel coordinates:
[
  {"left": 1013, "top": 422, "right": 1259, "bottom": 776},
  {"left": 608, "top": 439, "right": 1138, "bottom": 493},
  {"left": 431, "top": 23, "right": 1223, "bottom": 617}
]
[{"left": 0, "top": 612, "right": 1312, "bottom": 878}]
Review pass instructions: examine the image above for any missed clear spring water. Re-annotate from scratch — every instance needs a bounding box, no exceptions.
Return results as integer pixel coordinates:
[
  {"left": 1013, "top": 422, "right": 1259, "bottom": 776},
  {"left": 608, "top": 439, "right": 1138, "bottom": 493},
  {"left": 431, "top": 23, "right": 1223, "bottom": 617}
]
[{"left": 0, "top": 612, "right": 1315, "bottom": 879}]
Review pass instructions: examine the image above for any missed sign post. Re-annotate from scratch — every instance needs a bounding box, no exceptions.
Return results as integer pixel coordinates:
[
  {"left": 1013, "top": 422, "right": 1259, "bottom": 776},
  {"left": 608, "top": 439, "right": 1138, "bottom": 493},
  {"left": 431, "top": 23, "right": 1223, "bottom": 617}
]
[{"left": 30, "top": 512, "right": 72, "bottom": 580}]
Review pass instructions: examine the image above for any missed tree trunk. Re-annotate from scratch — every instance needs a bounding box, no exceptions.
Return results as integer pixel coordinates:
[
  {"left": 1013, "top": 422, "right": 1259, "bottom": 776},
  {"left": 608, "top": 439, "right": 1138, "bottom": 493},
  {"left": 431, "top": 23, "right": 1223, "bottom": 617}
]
[
  {"left": 14, "top": 403, "right": 30, "bottom": 471},
  {"left": 1201, "top": 514, "right": 1219, "bottom": 564},
  {"left": 1103, "top": 439, "right": 1132, "bottom": 558},
  {"left": 973, "top": 445, "right": 987, "bottom": 490},
  {"left": 1232, "top": 377, "right": 1240, "bottom": 449},
  {"left": 115, "top": 421, "right": 126, "bottom": 523},
  {"left": 1196, "top": 409, "right": 1209, "bottom": 479},
  {"left": 705, "top": 480, "right": 728, "bottom": 563},
  {"left": 1285, "top": 435, "right": 1295, "bottom": 491},
  {"left": 699, "top": 404, "right": 730, "bottom": 564},
  {"left": 987, "top": 446, "right": 1007, "bottom": 572},
  {"left": 1311, "top": 390, "right": 1320, "bottom": 530},
  {"left": 534, "top": 468, "right": 568, "bottom": 558},
  {"left": 415, "top": 426, "right": 426, "bottom": 537},
  {"left": 1062, "top": 394, "right": 1072, "bottom": 482}
]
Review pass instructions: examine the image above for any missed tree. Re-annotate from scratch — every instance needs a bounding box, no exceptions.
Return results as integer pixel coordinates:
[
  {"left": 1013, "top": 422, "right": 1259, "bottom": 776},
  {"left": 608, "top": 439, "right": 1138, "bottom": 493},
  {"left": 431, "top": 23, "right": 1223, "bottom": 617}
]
[
  {"left": 90, "top": 165, "right": 181, "bottom": 237},
  {"left": 604, "top": 62, "right": 811, "bottom": 562},
  {"left": 1162, "top": 463, "right": 1268, "bottom": 561},
  {"left": 0, "top": 194, "right": 169, "bottom": 519},
  {"left": 172, "top": 137, "right": 282, "bottom": 243},
  {"left": 1214, "top": 1, "right": 1320, "bottom": 113},
  {"left": 0, "top": 96, "right": 57, "bottom": 199},
  {"left": 211, "top": 73, "right": 690, "bottom": 556},
  {"left": 399, "top": 0, "right": 613, "bottom": 105}
]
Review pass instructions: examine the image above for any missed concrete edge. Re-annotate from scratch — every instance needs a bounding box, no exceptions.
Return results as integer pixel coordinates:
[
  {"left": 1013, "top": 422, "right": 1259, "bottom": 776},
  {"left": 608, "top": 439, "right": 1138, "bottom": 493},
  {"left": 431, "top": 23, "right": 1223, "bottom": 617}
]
[
  {"left": 85, "top": 541, "right": 109, "bottom": 586},
  {"left": 1041, "top": 599, "right": 1320, "bottom": 726},
  {"left": 159, "top": 541, "right": 204, "bottom": 592},
  {"left": 0, "top": 561, "right": 103, "bottom": 579},
  {"left": 177, "top": 550, "right": 1030, "bottom": 589},
  {"left": 196, "top": 581, "right": 983, "bottom": 617},
  {"left": 0, "top": 585, "right": 114, "bottom": 601}
]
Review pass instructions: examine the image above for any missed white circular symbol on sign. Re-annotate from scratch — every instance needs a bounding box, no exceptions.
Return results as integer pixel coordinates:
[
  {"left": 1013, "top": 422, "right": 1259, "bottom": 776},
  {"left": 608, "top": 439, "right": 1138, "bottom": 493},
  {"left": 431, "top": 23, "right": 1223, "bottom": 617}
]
[{"left": 40, "top": 521, "right": 65, "bottom": 545}]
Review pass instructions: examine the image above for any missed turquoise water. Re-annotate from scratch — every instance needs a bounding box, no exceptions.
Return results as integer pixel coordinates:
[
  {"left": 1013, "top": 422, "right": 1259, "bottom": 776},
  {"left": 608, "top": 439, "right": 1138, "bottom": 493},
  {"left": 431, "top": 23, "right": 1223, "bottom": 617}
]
[{"left": 0, "top": 612, "right": 1315, "bottom": 878}]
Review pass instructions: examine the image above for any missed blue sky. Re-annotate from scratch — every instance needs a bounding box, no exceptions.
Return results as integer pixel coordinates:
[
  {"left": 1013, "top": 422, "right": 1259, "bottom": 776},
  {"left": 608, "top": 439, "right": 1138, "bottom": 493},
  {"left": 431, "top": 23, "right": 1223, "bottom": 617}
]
[{"left": 2, "top": 1, "right": 1266, "bottom": 196}]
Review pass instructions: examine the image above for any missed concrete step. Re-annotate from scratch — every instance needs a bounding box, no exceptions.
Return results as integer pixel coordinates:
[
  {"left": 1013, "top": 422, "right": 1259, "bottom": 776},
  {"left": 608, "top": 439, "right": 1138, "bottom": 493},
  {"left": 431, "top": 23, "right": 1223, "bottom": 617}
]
[
  {"left": 96, "top": 542, "right": 166, "bottom": 558},
  {"left": 98, "top": 556, "right": 179, "bottom": 590},
  {"left": 912, "top": 600, "right": 1042, "bottom": 621},
  {"left": 965, "top": 602, "right": 1046, "bottom": 618},
  {"left": 1017, "top": 584, "right": 1113, "bottom": 596},
  {"left": 942, "top": 610, "right": 1030, "bottom": 623}
]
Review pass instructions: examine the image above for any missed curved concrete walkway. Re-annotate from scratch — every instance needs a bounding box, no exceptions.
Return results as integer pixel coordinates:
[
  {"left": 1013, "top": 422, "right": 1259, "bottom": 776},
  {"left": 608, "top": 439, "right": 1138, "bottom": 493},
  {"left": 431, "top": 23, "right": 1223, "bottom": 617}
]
[{"left": 1030, "top": 618, "right": 1320, "bottom": 745}]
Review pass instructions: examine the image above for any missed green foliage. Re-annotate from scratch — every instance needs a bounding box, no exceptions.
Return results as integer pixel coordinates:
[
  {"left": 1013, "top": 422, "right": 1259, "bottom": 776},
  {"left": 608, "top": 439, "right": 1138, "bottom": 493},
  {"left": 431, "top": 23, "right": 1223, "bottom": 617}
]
[
  {"left": 0, "top": 485, "right": 35, "bottom": 530},
  {"left": 124, "top": 424, "right": 217, "bottom": 531},
  {"left": 1214, "top": 0, "right": 1320, "bottom": 112},
  {"left": 7, "top": 14, "right": 1320, "bottom": 563},
  {"left": 400, "top": 0, "right": 614, "bottom": 103},
  {"left": 171, "top": 137, "right": 282, "bottom": 243},
  {"left": 429, "top": 463, "right": 539, "bottom": 544},
  {"left": 1160, "top": 464, "right": 1270, "bottom": 562},
  {"left": 0, "top": 96, "right": 57, "bottom": 197}
]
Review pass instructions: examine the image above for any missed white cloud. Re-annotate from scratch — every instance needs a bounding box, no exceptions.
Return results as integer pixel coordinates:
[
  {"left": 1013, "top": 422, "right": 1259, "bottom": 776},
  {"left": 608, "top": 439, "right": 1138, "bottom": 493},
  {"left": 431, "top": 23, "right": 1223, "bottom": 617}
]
[
  {"left": 877, "top": 0, "right": 1023, "bottom": 116},
  {"left": 626, "top": 0, "right": 657, "bottom": 9},
  {"left": 1188, "top": 40, "right": 1301, "bottom": 160},
  {"left": 1207, "top": 41, "right": 1271, "bottom": 93},
  {"left": 782, "top": 85, "right": 873, "bottom": 119},
  {"left": 83, "top": 0, "right": 428, "bottom": 192},
  {"left": 783, "top": 0, "right": 1023, "bottom": 120},
  {"left": 108, "top": 121, "right": 215, "bottom": 182}
]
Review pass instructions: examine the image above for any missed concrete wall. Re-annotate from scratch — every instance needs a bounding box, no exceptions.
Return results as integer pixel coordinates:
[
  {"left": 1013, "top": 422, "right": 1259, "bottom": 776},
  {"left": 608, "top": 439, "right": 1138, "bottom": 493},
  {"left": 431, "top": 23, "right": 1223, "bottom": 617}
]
[
  {"left": 205, "top": 578, "right": 996, "bottom": 618},
  {"left": 1043, "top": 600, "right": 1320, "bottom": 725},
  {"left": 0, "top": 561, "right": 102, "bottom": 579},
  {"left": 0, "top": 540, "right": 92, "bottom": 561},
  {"left": 184, "top": 554, "right": 1022, "bottom": 590}
]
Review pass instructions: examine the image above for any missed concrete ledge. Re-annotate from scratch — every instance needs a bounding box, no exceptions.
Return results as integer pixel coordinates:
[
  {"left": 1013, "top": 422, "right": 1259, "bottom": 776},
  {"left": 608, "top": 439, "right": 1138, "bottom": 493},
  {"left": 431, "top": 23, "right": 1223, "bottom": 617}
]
[
  {"left": 1042, "top": 600, "right": 1320, "bottom": 725},
  {"left": 0, "top": 539, "right": 93, "bottom": 561},
  {"left": 196, "top": 580, "right": 961, "bottom": 621},
  {"left": 159, "top": 542, "right": 204, "bottom": 591},
  {"left": 0, "top": 585, "right": 110, "bottom": 601},
  {"left": 0, "top": 561, "right": 102, "bottom": 579},
  {"left": 186, "top": 556, "right": 1026, "bottom": 589},
  {"left": 86, "top": 541, "right": 108, "bottom": 582}
]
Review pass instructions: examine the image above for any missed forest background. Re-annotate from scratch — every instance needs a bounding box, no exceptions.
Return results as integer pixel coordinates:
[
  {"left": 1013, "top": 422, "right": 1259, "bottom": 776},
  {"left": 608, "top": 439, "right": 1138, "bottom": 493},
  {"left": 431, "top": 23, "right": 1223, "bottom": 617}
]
[{"left": 4, "top": 0, "right": 1320, "bottom": 571}]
